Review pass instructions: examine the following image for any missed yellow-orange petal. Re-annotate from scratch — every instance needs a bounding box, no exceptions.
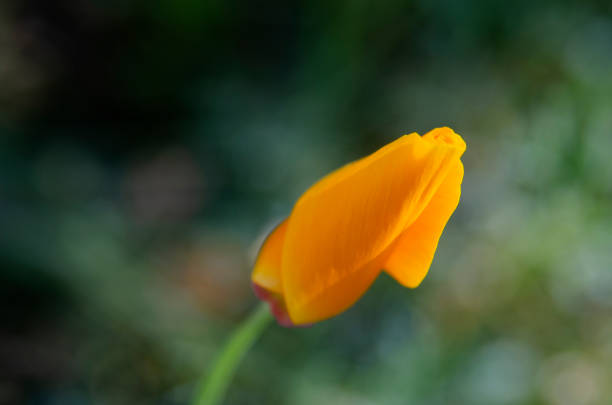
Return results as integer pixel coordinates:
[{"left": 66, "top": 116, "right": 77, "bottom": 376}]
[
  {"left": 251, "top": 219, "right": 288, "bottom": 294},
  {"left": 281, "top": 129, "right": 465, "bottom": 324},
  {"left": 384, "top": 159, "right": 464, "bottom": 287}
]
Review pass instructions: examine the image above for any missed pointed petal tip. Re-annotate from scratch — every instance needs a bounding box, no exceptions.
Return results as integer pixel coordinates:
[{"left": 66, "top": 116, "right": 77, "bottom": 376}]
[{"left": 423, "top": 127, "right": 466, "bottom": 155}]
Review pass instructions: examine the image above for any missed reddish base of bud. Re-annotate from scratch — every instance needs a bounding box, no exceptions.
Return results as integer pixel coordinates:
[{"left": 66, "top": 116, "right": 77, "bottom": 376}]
[{"left": 252, "top": 283, "right": 312, "bottom": 328}]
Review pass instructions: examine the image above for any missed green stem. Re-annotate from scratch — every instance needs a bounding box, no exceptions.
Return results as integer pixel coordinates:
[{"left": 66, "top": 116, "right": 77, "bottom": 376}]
[{"left": 192, "top": 303, "right": 273, "bottom": 405}]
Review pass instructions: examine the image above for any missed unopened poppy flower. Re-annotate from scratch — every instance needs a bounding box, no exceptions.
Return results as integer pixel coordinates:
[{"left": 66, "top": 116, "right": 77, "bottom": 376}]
[{"left": 252, "top": 127, "right": 466, "bottom": 326}]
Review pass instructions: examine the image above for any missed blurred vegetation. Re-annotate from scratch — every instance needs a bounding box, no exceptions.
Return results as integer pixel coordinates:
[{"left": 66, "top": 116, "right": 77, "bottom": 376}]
[{"left": 1, "top": 0, "right": 612, "bottom": 404}]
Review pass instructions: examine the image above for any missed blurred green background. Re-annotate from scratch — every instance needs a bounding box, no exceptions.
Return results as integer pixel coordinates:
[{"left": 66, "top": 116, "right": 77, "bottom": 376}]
[{"left": 2, "top": 1, "right": 612, "bottom": 404}]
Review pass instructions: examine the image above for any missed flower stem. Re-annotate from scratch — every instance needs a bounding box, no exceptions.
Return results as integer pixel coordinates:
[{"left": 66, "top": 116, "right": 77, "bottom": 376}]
[{"left": 192, "top": 303, "right": 273, "bottom": 405}]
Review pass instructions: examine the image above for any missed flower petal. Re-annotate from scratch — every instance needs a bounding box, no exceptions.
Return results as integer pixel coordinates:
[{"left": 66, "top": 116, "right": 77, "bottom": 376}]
[
  {"left": 282, "top": 130, "right": 464, "bottom": 324},
  {"left": 251, "top": 219, "right": 287, "bottom": 294},
  {"left": 384, "top": 160, "right": 464, "bottom": 287},
  {"left": 281, "top": 249, "right": 388, "bottom": 325}
]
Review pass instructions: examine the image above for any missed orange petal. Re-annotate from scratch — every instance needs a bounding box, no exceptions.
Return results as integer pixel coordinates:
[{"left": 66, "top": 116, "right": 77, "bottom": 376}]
[
  {"left": 281, "top": 129, "right": 465, "bottom": 324},
  {"left": 384, "top": 160, "right": 464, "bottom": 287},
  {"left": 251, "top": 219, "right": 288, "bottom": 294}
]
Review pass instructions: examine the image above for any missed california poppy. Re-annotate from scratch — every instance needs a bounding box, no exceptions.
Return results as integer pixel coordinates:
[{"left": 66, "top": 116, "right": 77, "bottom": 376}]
[{"left": 252, "top": 127, "right": 466, "bottom": 326}]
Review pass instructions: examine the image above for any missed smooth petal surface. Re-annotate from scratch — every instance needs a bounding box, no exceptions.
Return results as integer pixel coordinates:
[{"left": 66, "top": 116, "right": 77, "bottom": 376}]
[
  {"left": 281, "top": 128, "right": 465, "bottom": 324},
  {"left": 251, "top": 219, "right": 287, "bottom": 294},
  {"left": 384, "top": 160, "right": 464, "bottom": 287}
]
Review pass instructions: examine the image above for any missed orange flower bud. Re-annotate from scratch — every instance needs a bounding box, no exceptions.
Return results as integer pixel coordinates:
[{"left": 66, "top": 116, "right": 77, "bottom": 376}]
[{"left": 252, "top": 127, "right": 466, "bottom": 325}]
